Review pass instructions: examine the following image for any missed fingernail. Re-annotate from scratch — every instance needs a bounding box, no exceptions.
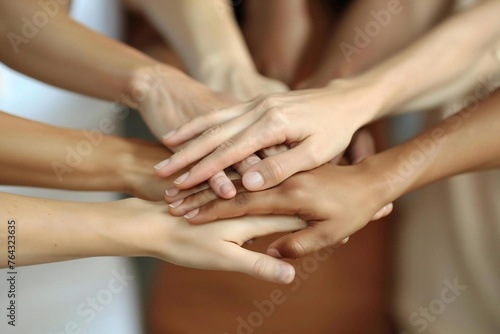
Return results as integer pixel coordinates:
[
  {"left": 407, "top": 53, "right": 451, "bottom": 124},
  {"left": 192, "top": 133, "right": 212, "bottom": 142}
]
[
  {"left": 169, "top": 199, "right": 184, "bottom": 208},
  {"left": 184, "top": 208, "right": 199, "bottom": 219},
  {"left": 267, "top": 248, "right": 282, "bottom": 259},
  {"left": 219, "top": 182, "right": 235, "bottom": 197},
  {"left": 154, "top": 159, "right": 170, "bottom": 170},
  {"left": 174, "top": 172, "right": 189, "bottom": 185},
  {"left": 163, "top": 130, "right": 176, "bottom": 140},
  {"left": 275, "top": 264, "right": 294, "bottom": 284},
  {"left": 243, "top": 172, "right": 264, "bottom": 189},
  {"left": 165, "top": 187, "right": 180, "bottom": 197}
]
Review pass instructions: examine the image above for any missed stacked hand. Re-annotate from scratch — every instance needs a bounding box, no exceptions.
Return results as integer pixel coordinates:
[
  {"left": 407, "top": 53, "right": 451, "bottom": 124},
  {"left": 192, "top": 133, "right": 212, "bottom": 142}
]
[{"left": 156, "top": 79, "right": 381, "bottom": 192}]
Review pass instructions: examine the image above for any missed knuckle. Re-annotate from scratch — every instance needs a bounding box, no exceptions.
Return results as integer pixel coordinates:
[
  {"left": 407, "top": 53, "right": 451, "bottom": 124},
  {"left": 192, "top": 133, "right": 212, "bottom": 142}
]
[
  {"left": 216, "top": 137, "right": 239, "bottom": 153},
  {"left": 252, "top": 257, "right": 269, "bottom": 277},
  {"left": 281, "top": 182, "right": 307, "bottom": 202},
  {"left": 305, "top": 145, "right": 325, "bottom": 166},
  {"left": 286, "top": 239, "right": 308, "bottom": 258},
  {"left": 316, "top": 228, "right": 339, "bottom": 249},
  {"left": 201, "top": 124, "right": 223, "bottom": 138},
  {"left": 234, "top": 192, "right": 252, "bottom": 208},
  {"left": 256, "top": 96, "right": 280, "bottom": 111},
  {"left": 263, "top": 158, "right": 285, "bottom": 183}
]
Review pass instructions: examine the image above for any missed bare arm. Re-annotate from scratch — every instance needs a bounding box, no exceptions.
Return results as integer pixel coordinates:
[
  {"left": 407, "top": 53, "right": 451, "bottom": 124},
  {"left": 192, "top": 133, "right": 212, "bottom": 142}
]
[
  {"left": 0, "top": 193, "right": 303, "bottom": 284},
  {"left": 133, "top": 0, "right": 288, "bottom": 100},
  {"left": 0, "top": 111, "right": 173, "bottom": 200},
  {"left": 156, "top": 0, "right": 500, "bottom": 193},
  {"left": 300, "top": 0, "right": 454, "bottom": 87},
  {"left": 0, "top": 0, "right": 235, "bottom": 139},
  {"left": 178, "top": 89, "right": 500, "bottom": 257}
]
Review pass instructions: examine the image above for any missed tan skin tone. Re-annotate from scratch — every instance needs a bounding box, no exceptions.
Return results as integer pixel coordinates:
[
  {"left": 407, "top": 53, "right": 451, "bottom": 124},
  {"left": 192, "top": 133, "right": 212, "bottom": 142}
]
[
  {"left": 0, "top": 112, "right": 303, "bottom": 283},
  {"left": 157, "top": 1, "right": 500, "bottom": 195},
  {"left": 170, "top": 89, "right": 500, "bottom": 258},
  {"left": 0, "top": 0, "right": 249, "bottom": 199}
]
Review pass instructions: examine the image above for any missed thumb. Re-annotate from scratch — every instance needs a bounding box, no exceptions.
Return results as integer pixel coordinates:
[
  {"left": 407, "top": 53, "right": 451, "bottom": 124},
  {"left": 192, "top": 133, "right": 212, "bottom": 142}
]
[
  {"left": 226, "top": 245, "right": 295, "bottom": 284},
  {"left": 242, "top": 144, "right": 319, "bottom": 190}
]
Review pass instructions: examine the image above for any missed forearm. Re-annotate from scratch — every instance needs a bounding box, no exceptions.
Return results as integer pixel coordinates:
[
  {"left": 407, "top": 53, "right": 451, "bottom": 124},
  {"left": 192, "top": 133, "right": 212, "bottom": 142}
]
[
  {"left": 350, "top": 0, "right": 500, "bottom": 120},
  {"left": 137, "top": 0, "right": 254, "bottom": 78},
  {"left": 0, "top": 194, "right": 152, "bottom": 267},
  {"left": 0, "top": 0, "right": 172, "bottom": 105},
  {"left": 324, "top": 0, "right": 452, "bottom": 77},
  {"left": 0, "top": 112, "right": 171, "bottom": 195},
  {"left": 368, "top": 89, "right": 500, "bottom": 205}
]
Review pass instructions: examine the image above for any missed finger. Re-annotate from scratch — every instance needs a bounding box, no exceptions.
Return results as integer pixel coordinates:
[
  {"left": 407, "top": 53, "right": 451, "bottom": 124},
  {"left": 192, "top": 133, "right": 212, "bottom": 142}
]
[
  {"left": 267, "top": 221, "right": 352, "bottom": 258},
  {"left": 155, "top": 109, "right": 260, "bottom": 179},
  {"left": 224, "top": 245, "right": 296, "bottom": 284},
  {"left": 349, "top": 129, "right": 375, "bottom": 164},
  {"left": 164, "top": 181, "right": 211, "bottom": 203},
  {"left": 328, "top": 151, "right": 345, "bottom": 166},
  {"left": 242, "top": 141, "right": 324, "bottom": 191},
  {"left": 370, "top": 203, "right": 393, "bottom": 221},
  {"left": 172, "top": 115, "right": 293, "bottom": 190},
  {"left": 187, "top": 186, "right": 293, "bottom": 224},
  {"left": 162, "top": 104, "right": 248, "bottom": 146},
  {"left": 165, "top": 170, "right": 241, "bottom": 205},
  {"left": 208, "top": 170, "right": 236, "bottom": 199},
  {"left": 259, "top": 144, "right": 289, "bottom": 158},
  {"left": 220, "top": 215, "right": 306, "bottom": 283},
  {"left": 232, "top": 154, "right": 261, "bottom": 175},
  {"left": 168, "top": 183, "right": 225, "bottom": 217}
]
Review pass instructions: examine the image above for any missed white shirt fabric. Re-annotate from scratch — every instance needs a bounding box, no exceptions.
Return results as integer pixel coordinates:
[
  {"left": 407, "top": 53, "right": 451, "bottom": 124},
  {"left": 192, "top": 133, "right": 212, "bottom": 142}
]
[
  {"left": 394, "top": 170, "right": 500, "bottom": 334},
  {"left": 0, "top": 1, "right": 142, "bottom": 333}
]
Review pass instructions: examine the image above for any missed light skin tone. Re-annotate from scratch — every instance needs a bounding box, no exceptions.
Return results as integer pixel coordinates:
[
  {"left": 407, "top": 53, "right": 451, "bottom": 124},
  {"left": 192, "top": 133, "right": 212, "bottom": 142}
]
[
  {"left": 168, "top": 89, "right": 500, "bottom": 258},
  {"left": 297, "top": 0, "right": 454, "bottom": 88},
  {"left": 0, "top": 193, "right": 303, "bottom": 283},
  {"left": 0, "top": 112, "right": 302, "bottom": 284},
  {"left": 156, "top": 0, "right": 500, "bottom": 194},
  {"left": 129, "top": 0, "right": 288, "bottom": 101},
  {"left": 0, "top": 0, "right": 244, "bottom": 199}
]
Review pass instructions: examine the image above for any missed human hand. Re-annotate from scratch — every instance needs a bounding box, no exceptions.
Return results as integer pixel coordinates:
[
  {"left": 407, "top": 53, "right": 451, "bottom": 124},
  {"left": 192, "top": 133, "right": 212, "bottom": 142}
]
[
  {"left": 117, "top": 198, "right": 306, "bottom": 283},
  {"left": 129, "top": 64, "right": 237, "bottom": 142},
  {"left": 196, "top": 63, "right": 289, "bottom": 101},
  {"left": 165, "top": 162, "right": 392, "bottom": 258},
  {"left": 129, "top": 64, "right": 250, "bottom": 198},
  {"left": 157, "top": 79, "right": 382, "bottom": 193}
]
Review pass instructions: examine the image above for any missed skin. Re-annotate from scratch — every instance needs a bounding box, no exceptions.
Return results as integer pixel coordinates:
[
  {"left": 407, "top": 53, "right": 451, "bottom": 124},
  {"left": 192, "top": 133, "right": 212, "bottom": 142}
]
[
  {"left": 172, "top": 89, "right": 500, "bottom": 258},
  {"left": 297, "top": 0, "right": 454, "bottom": 88},
  {"left": 243, "top": 0, "right": 311, "bottom": 86},
  {"left": 0, "top": 0, "right": 243, "bottom": 199},
  {"left": 130, "top": 0, "right": 288, "bottom": 101},
  {"left": 157, "top": 0, "right": 500, "bottom": 194},
  {"left": 0, "top": 112, "right": 303, "bottom": 283},
  {"left": 0, "top": 193, "right": 304, "bottom": 283}
]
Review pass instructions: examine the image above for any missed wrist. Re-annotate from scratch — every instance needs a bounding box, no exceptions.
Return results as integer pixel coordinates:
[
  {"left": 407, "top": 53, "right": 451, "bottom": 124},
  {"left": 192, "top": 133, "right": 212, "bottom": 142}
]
[
  {"left": 124, "top": 63, "right": 184, "bottom": 111},
  {"left": 193, "top": 52, "right": 256, "bottom": 83},
  {"left": 102, "top": 199, "right": 168, "bottom": 258},
  {"left": 356, "top": 133, "right": 441, "bottom": 205},
  {"left": 324, "top": 76, "right": 388, "bottom": 129}
]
